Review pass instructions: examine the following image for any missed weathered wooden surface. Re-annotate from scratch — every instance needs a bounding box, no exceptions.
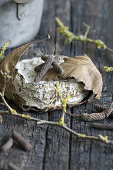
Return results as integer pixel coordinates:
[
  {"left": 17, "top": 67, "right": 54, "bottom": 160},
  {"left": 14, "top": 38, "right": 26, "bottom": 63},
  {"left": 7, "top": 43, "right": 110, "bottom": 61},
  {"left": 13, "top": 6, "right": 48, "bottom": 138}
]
[{"left": 0, "top": 0, "right": 113, "bottom": 169}]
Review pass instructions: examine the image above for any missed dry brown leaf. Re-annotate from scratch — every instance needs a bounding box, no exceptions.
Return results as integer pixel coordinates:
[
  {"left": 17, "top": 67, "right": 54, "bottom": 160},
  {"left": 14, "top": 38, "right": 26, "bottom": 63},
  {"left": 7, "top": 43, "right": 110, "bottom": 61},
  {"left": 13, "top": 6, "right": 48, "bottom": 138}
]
[
  {"left": 0, "top": 43, "right": 32, "bottom": 74},
  {"left": 0, "top": 37, "right": 48, "bottom": 74},
  {"left": 42, "top": 54, "right": 103, "bottom": 99},
  {"left": 0, "top": 40, "right": 41, "bottom": 109},
  {"left": 0, "top": 38, "right": 43, "bottom": 87},
  {"left": 0, "top": 43, "right": 32, "bottom": 99}
]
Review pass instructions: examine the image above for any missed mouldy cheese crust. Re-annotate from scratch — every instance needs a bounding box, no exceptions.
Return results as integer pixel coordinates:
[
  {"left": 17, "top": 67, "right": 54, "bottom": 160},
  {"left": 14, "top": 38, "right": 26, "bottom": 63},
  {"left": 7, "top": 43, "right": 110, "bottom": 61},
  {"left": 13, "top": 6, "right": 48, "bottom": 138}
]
[{"left": 13, "top": 55, "right": 89, "bottom": 111}]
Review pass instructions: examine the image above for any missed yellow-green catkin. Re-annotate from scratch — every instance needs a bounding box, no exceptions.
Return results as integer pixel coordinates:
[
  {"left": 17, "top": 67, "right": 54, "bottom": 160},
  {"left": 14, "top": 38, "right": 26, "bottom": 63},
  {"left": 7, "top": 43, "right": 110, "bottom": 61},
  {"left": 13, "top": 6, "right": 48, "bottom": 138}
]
[
  {"left": 103, "top": 66, "right": 113, "bottom": 72},
  {"left": 78, "top": 133, "right": 86, "bottom": 138},
  {"left": 55, "top": 17, "right": 76, "bottom": 43},
  {"left": 98, "top": 135, "right": 108, "bottom": 142},
  {"left": 21, "top": 114, "right": 31, "bottom": 119},
  {"left": 10, "top": 108, "right": 18, "bottom": 115},
  {"left": 55, "top": 17, "right": 107, "bottom": 49},
  {"left": 0, "top": 42, "right": 9, "bottom": 58},
  {"left": 57, "top": 116, "right": 66, "bottom": 126},
  {"left": 56, "top": 83, "right": 69, "bottom": 113}
]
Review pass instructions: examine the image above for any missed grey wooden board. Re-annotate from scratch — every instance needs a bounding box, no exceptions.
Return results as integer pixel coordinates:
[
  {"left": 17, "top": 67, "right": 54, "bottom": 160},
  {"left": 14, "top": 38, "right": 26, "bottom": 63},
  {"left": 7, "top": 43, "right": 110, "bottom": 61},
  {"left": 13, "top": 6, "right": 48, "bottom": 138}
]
[{"left": 0, "top": 0, "right": 113, "bottom": 169}]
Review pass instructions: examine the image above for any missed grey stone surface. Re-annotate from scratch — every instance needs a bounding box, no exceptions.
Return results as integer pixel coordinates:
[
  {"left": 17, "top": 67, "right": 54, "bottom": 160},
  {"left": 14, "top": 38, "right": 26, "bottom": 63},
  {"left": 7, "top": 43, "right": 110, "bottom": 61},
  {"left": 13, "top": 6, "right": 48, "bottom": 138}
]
[{"left": 0, "top": 0, "right": 44, "bottom": 48}]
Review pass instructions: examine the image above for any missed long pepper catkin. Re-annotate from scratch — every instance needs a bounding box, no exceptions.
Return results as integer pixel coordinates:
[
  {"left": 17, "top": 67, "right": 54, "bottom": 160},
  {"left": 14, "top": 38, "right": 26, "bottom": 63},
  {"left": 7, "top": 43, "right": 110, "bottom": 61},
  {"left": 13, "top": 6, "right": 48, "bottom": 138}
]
[
  {"left": 1, "top": 137, "right": 13, "bottom": 151},
  {"left": 91, "top": 123, "right": 113, "bottom": 130},
  {"left": 35, "top": 55, "right": 53, "bottom": 82},
  {"left": 104, "top": 102, "right": 113, "bottom": 117},
  {"left": 94, "top": 104, "right": 107, "bottom": 112},
  {"left": 35, "top": 50, "right": 64, "bottom": 75},
  {"left": 8, "top": 162, "right": 21, "bottom": 170},
  {"left": 41, "top": 54, "right": 63, "bottom": 74},
  {"left": 79, "top": 112, "right": 106, "bottom": 121},
  {"left": 79, "top": 102, "right": 113, "bottom": 121},
  {"left": 94, "top": 104, "right": 113, "bottom": 118},
  {"left": 52, "top": 61, "right": 64, "bottom": 74},
  {"left": 12, "top": 130, "right": 32, "bottom": 151}
]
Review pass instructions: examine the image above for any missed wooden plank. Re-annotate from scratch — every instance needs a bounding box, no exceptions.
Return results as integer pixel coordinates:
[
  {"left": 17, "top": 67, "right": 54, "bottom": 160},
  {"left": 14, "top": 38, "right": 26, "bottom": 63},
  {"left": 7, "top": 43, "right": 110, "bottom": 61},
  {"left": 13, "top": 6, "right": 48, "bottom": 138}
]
[
  {"left": 42, "top": 0, "right": 71, "bottom": 170},
  {"left": 0, "top": 0, "right": 53, "bottom": 169},
  {"left": 0, "top": 109, "right": 48, "bottom": 170},
  {"left": 69, "top": 0, "right": 93, "bottom": 168},
  {"left": 69, "top": 0, "right": 113, "bottom": 170}
]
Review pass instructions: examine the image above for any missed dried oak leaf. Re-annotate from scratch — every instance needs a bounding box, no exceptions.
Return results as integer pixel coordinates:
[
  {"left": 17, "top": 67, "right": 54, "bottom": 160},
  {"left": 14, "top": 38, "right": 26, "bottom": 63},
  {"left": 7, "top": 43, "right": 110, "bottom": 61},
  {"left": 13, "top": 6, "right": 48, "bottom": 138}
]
[
  {"left": 42, "top": 54, "right": 103, "bottom": 99},
  {"left": 0, "top": 39, "right": 50, "bottom": 110},
  {"left": 0, "top": 43, "right": 32, "bottom": 108},
  {"left": 0, "top": 43, "right": 31, "bottom": 74}
]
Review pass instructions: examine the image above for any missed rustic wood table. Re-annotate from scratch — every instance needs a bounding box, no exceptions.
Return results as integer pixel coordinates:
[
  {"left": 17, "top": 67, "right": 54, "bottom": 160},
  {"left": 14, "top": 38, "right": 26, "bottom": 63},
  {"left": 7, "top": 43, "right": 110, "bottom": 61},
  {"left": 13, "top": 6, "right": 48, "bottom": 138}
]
[{"left": 0, "top": 0, "right": 113, "bottom": 169}]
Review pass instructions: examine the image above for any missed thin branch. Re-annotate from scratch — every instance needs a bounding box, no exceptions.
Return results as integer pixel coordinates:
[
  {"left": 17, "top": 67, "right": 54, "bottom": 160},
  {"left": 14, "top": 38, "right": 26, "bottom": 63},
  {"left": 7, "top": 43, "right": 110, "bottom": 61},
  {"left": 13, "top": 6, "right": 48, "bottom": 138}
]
[
  {"left": 106, "top": 47, "right": 113, "bottom": 54},
  {"left": 55, "top": 18, "right": 113, "bottom": 54},
  {"left": 0, "top": 110, "right": 113, "bottom": 146},
  {"left": 37, "top": 121, "right": 113, "bottom": 146},
  {"left": 83, "top": 22, "right": 90, "bottom": 38},
  {"left": 0, "top": 71, "right": 113, "bottom": 147},
  {"left": 0, "top": 111, "right": 8, "bottom": 114},
  {"left": 0, "top": 109, "right": 41, "bottom": 122},
  {"left": 0, "top": 93, "right": 12, "bottom": 111}
]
